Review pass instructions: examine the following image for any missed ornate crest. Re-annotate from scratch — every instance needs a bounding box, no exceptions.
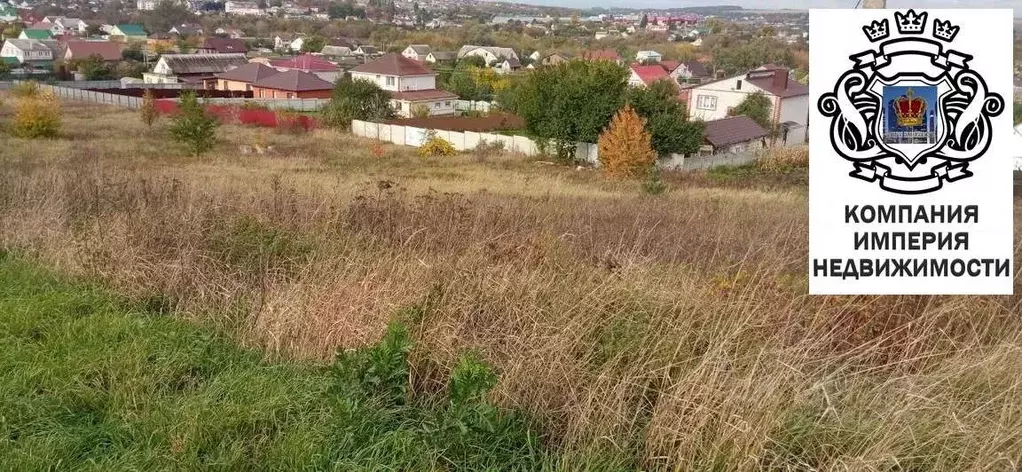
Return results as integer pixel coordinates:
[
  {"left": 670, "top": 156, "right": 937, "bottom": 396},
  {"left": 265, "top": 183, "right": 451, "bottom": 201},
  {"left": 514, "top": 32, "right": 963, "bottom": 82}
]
[{"left": 817, "top": 9, "right": 1004, "bottom": 194}]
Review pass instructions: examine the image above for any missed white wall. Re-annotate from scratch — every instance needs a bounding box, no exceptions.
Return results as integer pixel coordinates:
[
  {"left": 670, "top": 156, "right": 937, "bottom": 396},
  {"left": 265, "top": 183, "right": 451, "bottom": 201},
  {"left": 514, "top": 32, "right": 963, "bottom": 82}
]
[
  {"left": 688, "top": 77, "right": 768, "bottom": 121},
  {"left": 779, "top": 94, "right": 809, "bottom": 145},
  {"left": 398, "top": 75, "right": 435, "bottom": 91},
  {"left": 391, "top": 98, "right": 456, "bottom": 118}
]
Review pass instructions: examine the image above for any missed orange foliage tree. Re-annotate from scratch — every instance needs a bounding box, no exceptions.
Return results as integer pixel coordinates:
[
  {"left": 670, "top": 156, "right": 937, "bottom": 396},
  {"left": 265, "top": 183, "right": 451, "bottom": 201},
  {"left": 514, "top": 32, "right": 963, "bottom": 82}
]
[{"left": 597, "top": 105, "right": 657, "bottom": 178}]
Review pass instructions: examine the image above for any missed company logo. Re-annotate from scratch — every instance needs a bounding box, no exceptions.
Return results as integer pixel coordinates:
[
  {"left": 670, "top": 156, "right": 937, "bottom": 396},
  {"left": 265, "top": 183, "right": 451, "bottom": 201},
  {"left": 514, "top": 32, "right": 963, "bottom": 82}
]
[{"left": 817, "top": 9, "right": 1004, "bottom": 194}]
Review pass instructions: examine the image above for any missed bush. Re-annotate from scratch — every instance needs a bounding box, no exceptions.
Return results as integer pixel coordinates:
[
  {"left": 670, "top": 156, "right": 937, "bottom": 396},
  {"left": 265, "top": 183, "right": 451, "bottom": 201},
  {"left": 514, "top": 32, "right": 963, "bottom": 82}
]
[
  {"left": 168, "top": 92, "right": 219, "bottom": 156},
  {"left": 275, "top": 109, "right": 308, "bottom": 134},
  {"left": 473, "top": 139, "right": 505, "bottom": 159},
  {"left": 642, "top": 166, "right": 668, "bottom": 195},
  {"left": 10, "top": 81, "right": 39, "bottom": 98},
  {"left": 759, "top": 146, "right": 809, "bottom": 173},
  {"left": 411, "top": 104, "right": 430, "bottom": 119},
  {"left": 598, "top": 105, "right": 656, "bottom": 178},
  {"left": 321, "top": 76, "right": 395, "bottom": 129},
  {"left": 418, "top": 130, "right": 456, "bottom": 157},
  {"left": 140, "top": 89, "right": 157, "bottom": 130},
  {"left": 11, "top": 91, "right": 61, "bottom": 139}
]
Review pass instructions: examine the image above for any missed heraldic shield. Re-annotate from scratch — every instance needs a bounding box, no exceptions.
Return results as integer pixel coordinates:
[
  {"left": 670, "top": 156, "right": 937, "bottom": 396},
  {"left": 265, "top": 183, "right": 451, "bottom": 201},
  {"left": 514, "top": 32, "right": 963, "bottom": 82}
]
[{"left": 817, "top": 10, "right": 1005, "bottom": 194}]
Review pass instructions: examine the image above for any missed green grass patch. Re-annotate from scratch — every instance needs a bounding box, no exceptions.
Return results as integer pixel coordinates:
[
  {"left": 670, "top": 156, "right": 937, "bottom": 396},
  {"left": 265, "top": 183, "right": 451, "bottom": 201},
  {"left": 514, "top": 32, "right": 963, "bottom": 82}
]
[{"left": 0, "top": 258, "right": 622, "bottom": 470}]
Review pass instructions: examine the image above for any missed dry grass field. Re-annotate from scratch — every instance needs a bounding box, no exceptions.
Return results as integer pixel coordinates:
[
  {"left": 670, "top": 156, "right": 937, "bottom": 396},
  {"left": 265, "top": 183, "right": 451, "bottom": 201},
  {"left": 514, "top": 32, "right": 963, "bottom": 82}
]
[{"left": 2, "top": 96, "right": 1022, "bottom": 470}]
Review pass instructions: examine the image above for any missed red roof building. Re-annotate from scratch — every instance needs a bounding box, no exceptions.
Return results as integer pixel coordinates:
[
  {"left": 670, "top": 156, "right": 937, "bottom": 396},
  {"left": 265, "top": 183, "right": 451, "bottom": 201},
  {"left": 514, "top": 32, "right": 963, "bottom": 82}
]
[
  {"left": 214, "top": 62, "right": 280, "bottom": 91},
  {"left": 62, "top": 40, "right": 125, "bottom": 62},
  {"left": 628, "top": 64, "right": 671, "bottom": 87},
  {"left": 251, "top": 70, "right": 335, "bottom": 99},
  {"left": 268, "top": 53, "right": 341, "bottom": 82}
]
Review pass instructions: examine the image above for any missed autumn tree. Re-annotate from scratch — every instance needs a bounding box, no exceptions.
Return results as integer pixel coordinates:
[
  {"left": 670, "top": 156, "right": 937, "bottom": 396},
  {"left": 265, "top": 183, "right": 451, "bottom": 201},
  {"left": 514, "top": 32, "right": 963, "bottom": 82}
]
[
  {"left": 598, "top": 105, "right": 656, "bottom": 178},
  {"left": 12, "top": 91, "right": 62, "bottom": 139},
  {"left": 140, "top": 89, "right": 158, "bottom": 131}
]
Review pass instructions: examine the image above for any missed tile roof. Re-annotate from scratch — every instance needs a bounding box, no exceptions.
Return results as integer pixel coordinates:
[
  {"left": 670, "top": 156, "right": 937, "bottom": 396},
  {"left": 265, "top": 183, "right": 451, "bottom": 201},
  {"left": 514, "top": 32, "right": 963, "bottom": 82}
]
[
  {"left": 159, "top": 53, "right": 249, "bottom": 74},
  {"left": 660, "top": 60, "right": 680, "bottom": 72},
  {"left": 199, "top": 38, "right": 247, "bottom": 54},
  {"left": 214, "top": 62, "right": 279, "bottom": 83},
  {"left": 630, "top": 64, "right": 670, "bottom": 86},
  {"left": 4, "top": 38, "right": 54, "bottom": 52},
  {"left": 252, "top": 70, "right": 334, "bottom": 92},
  {"left": 582, "top": 49, "right": 621, "bottom": 61},
  {"left": 682, "top": 60, "right": 709, "bottom": 78},
  {"left": 388, "top": 89, "right": 459, "bottom": 101},
  {"left": 744, "top": 66, "right": 808, "bottom": 98},
  {"left": 63, "top": 40, "right": 124, "bottom": 61},
  {"left": 703, "top": 116, "right": 770, "bottom": 147},
  {"left": 351, "top": 53, "right": 433, "bottom": 76},
  {"left": 21, "top": 29, "right": 52, "bottom": 39},
  {"left": 269, "top": 53, "right": 338, "bottom": 72}
]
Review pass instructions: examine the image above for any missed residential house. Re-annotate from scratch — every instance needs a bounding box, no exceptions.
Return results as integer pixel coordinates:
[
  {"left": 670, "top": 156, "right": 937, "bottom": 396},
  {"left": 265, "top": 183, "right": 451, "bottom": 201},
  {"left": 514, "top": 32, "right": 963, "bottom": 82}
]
[
  {"left": 273, "top": 35, "right": 293, "bottom": 51},
  {"left": 0, "top": 3, "right": 18, "bottom": 23},
  {"left": 137, "top": 0, "right": 158, "bottom": 10},
  {"left": 527, "top": 50, "right": 541, "bottom": 62},
  {"left": 701, "top": 115, "right": 770, "bottom": 155},
  {"left": 169, "top": 24, "right": 203, "bottom": 37},
  {"left": 672, "top": 60, "right": 710, "bottom": 84},
  {"left": 251, "top": 70, "right": 333, "bottom": 98},
  {"left": 213, "top": 62, "right": 279, "bottom": 91},
  {"left": 268, "top": 53, "right": 341, "bottom": 82},
  {"left": 628, "top": 63, "right": 670, "bottom": 87},
  {"left": 28, "top": 20, "right": 63, "bottom": 37},
  {"left": 541, "top": 52, "right": 572, "bottom": 66},
  {"left": 1, "top": 38, "right": 55, "bottom": 64},
  {"left": 424, "top": 51, "right": 455, "bottom": 63},
  {"left": 147, "top": 33, "right": 176, "bottom": 52},
  {"left": 457, "top": 45, "right": 518, "bottom": 64},
  {"left": 354, "top": 45, "right": 378, "bottom": 56},
  {"left": 320, "top": 45, "right": 352, "bottom": 58},
  {"left": 401, "top": 44, "right": 430, "bottom": 61},
  {"left": 197, "top": 38, "right": 247, "bottom": 54},
  {"left": 635, "top": 50, "right": 662, "bottom": 63},
  {"left": 109, "top": 24, "right": 147, "bottom": 42},
  {"left": 214, "top": 27, "right": 245, "bottom": 39},
  {"left": 289, "top": 36, "right": 304, "bottom": 52},
  {"left": 687, "top": 64, "right": 809, "bottom": 146},
  {"left": 582, "top": 49, "right": 622, "bottom": 65},
  {"left": 62, "top": 40, "right": 124, "bottom": 63},
  {"left": 225, "top": 1, "right": 265, "bottom": 15},
  {"left": 496, "top": 57, "right": 521, "bottom": 74},
  {"left": 350, "top": 53, "right": 457, "bottom": 117},
  {"left": 54, "top": 18, "right": 87, "bottom": 35},
  {"left": 18, "top": 29, "right": 52, "bottom": 40},
  {"left": 144, "top": 53, "right": 249, "bottom": 84}
]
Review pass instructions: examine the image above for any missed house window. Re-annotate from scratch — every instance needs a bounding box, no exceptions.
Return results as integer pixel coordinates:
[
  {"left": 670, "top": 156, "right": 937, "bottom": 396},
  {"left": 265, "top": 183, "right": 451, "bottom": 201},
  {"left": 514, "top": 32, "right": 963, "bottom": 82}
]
[
  {"left": 696, "top": 95, "right": 717, "bottom": 111},
  {"left": 434, "top": 101, "right": 441, "bottom": 108},
  {"left": 386, "top": 76, "right": 395, "bottom": 86},
  {"left": 287, "top": 93, "right": 294, "bottom": 99},
  {"left": 736, "top": 79, "right": 742, "bottom": 90},
  {"left": 444, "top": 101, "right": 451, "bottom": 106}
]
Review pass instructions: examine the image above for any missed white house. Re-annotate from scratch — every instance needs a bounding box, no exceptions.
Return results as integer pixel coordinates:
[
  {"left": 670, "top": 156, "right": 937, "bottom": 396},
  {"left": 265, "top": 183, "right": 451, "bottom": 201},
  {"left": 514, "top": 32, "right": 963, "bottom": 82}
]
[
  {"left": 495, "top": 57, "right": 521, "bottom": 74},
  {"left": 1, "top": 39, "right": 54, "bottom": 63},
  {"left": 54, "top": 17, "right": 87, "bottom": 35},
  {"left": 401, "top": 44, "right": 431, "bottom": 61},
  {"left": 350, "top": 53, "right": 457, "bottom": 117},
  {"left": 225, "top": 1, "right": 265, "bottom": 15},
  {"left": 687, "top": 65, "right": 810, "bottom": 146},
  {"left": 289, "top": 37, "right": 304, "bottom": 52},
  {"left": 635, "top": 50, "right": 662, "bottom": 63},
  {"left": 457, "top": 45, "right": 518, "bottom": 64}
]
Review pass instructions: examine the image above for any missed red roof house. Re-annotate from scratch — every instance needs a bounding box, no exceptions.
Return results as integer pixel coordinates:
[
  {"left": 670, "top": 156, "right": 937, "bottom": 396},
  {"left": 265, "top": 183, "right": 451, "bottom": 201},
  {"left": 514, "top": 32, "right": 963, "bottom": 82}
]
[
  {"left": 628, "top": 63, "right": 672, "bottom": 87},
  {"left": 62, "top": 40, "right": 125, "bottom": 62},
  {"left": 268, "top": 53, "right": 341, "bottom": 82},
  {"left": 251, "top": 70, "right": 335, "bottom": 99}
]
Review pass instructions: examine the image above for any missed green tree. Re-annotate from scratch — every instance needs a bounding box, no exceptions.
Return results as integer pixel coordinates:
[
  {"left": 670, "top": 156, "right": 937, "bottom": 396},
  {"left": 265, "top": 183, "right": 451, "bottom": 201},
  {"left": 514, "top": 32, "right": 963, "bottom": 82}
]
[
  {"left": 321, "top": 75, "right": 395, "bottom": 128},
  {"left": 0, "top": 60, "right": 11, "bottom": 79},
  {"left": 627, "top": 80, "right": 704, "bottom": 156},
  {"left": 729, "top": 91, "right": 773, "bottom": 129},
  {"left": 77, "top": 55, "right": 114, "bottom": 80},
  {"left": 301, "top": 36, "right": 326, "bottom": 53},
  {"left": 638, "top": 14, "right": 648, "bottom": 28},
  {"left": 169, "top": 92, "right": 219, "bottom": 156},
  {"left": 500, "top": 60, "right": 629, "bottom": 160}
]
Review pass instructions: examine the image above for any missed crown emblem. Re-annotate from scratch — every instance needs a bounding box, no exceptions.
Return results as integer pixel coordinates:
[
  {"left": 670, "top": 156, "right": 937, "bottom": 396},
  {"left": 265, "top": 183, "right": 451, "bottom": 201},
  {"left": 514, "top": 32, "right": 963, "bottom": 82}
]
[
  {"left": 862, "top": 19, "right": 889, "bottom": 42},
  {"left": 894, "top": 9, "right": 927, "bottom": 34},
  {"left": 933, "top": 18, "right": 959, "bottom": 42},
  {"left": 893, "top": 89, "right": 926, "bottom": 127}
]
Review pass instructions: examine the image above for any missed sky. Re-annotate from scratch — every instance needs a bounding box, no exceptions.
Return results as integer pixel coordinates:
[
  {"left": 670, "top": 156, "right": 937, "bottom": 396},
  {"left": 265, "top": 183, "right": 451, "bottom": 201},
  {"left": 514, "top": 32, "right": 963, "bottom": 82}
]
[{"left": 507, "top": 0, "right": 1022, "bottom": 13}]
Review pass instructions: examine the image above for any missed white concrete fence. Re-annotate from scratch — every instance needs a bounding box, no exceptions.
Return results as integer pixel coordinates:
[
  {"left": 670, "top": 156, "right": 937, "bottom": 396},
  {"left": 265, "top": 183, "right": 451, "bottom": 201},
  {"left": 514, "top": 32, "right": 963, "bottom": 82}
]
[
  {"left": 350, "top": 119, "right": 761, "bottom": 171},
  {"left": 36, "top": 84, "right": 144, "bottom": 108}
]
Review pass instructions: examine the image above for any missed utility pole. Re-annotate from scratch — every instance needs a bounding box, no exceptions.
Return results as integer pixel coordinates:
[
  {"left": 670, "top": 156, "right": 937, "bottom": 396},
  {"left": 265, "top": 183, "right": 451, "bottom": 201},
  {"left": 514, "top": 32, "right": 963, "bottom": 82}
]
[{"left": 863, "top": 0, "right": 886, "bottom": 8}]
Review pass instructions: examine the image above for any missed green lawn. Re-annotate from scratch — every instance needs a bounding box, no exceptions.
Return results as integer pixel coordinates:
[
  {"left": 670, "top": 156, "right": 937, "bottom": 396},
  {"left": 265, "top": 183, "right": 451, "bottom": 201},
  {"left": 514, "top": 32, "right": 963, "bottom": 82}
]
[{"left": 0, "top": 255, "right": 603, "bottom": 471}]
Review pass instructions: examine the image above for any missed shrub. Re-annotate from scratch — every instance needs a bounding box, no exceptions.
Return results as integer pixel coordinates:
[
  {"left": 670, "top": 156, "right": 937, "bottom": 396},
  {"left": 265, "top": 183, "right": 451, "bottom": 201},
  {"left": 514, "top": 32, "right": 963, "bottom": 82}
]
[
  {"left": 321, "top": 76, "right": 395, "bottom": 129},
  {"left": 759, "top": 145, "right": 809, "bottom": 172},
  {"left": 10, "top": 81, "right": 40, "bottom": 98},
  {"left": 11, "top": 91, "right": 61, "bottom": 139},
  {"left": 168, "top": 92, "right": 219, "bottom": 156},
  {"left": 473, "top": 139, "right": 505, "bottom": 160},
  {"left": 418, "top": 130, "right": 456, "bottom": 157},
  {"left": 140, "top": 89, "right": 157, "bottom": 130},
  {"left": 598, "top": 105, "right": 656, "bottom": 178},
  {"left": 275, "top": 109, "right": 308, "bottom": 134},
  {"left": 642, "top": 166, "right": 668, "bottom": 195},
  {"left": 411, "top": 104, "right": 431, "bottom": 119}
]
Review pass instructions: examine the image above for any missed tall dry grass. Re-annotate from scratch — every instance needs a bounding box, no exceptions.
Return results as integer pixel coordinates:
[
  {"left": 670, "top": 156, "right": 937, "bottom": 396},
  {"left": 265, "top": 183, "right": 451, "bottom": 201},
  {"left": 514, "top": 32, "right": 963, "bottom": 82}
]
[{"left": 2, "top": 99, "right": 1022, "bottom": 470}]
